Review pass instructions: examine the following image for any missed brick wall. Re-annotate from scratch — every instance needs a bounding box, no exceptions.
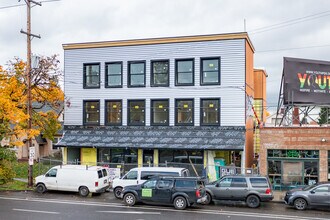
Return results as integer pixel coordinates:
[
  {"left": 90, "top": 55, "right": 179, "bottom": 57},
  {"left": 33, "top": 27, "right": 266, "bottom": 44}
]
[{"left": 260, "top": 127, "right": 330, "bottom": 181}]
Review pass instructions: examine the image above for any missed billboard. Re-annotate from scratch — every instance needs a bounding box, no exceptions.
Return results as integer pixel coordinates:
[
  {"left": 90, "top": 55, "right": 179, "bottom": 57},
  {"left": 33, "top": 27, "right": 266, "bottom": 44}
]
[{"left": 283, "top": 57, "right": 330, "bottom": 105}]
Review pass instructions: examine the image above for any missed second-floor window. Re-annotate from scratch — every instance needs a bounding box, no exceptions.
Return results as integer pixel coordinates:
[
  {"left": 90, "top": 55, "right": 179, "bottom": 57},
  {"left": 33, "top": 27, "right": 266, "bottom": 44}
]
[
  {"left": 175, "top": 59, "right": 194, "bottom": 86},
  {"left": 105, "top": 100, "right": 122, "bottom": 125},
  {"left": 128, "top": 61, "right": 145, "bottom": 87},
  {"left": 105, "top": 62, "right": 122, "bottom": 88},
  {"left": 83, "top": 63, "right": 100, "bottom": 88},
  {"left": 151, "top": 99, "right": 169, "bottom": 125},
  {"left": 128, "top": 100, "right": 145, "bottom": 125},
  {"left": 83, "top": 100, "right": 100, "bottom": 125},
  {"left": 201, "top": 99, "right": 220, "bottom": 125},
  {"left": 201, "top": 57, "right": 220, "bottom": 85},
  {"left": 151, "top": 60, "right": 169, "bottom": 86},
  {"left": 175, "top": 99, "right": 194, "bottom": 126}
]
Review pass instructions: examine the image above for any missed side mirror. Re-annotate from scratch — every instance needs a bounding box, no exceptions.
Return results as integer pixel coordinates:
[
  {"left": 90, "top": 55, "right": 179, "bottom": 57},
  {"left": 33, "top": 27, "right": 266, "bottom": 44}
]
[
  {"left": 310, "top": 190, "right": 315, "bottom": 194},
  {"left": 45, "top": 173, "right": 49, "bottom": 177},
  {"left": 215, "top": 183, "right": 220, "bottom": 187}
]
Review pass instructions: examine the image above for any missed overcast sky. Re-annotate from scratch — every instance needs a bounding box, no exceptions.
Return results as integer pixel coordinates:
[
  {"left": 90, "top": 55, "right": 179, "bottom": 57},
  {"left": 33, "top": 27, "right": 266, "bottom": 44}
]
[{"left": 1, "top": 0, "right": 330, "bottom": 112}]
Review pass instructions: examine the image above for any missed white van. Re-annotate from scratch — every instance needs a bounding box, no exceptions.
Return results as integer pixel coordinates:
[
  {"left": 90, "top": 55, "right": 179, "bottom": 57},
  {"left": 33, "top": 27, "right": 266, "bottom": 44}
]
[
  {"left": 112, "top": 167, "right": 190, "bottom": 198},
  {"left": 35, "top": 165, "right": 109, "bottom": 197}
]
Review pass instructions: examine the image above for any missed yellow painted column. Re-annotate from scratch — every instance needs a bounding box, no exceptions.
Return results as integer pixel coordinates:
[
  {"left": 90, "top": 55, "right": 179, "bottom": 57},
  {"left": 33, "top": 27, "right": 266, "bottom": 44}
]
[
  {"left": 204, "top": 150, "right": 207, "bottom": 168},
  {"left": 62, "top": 147, "right": 67, "bottom": 164},
  {"left": 153, "top": 149, "right": 159, "bottom": 167},
  {"left": 138, "top": 149, "right": 143, "bottom": 167},
  {"left": 81, "top": 148, "right": 97, "bottom": 166}
]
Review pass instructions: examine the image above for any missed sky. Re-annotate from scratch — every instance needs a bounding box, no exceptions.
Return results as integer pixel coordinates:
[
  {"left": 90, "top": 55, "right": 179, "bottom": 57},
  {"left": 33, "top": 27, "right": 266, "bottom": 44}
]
[{"left": 1, "top": 0, "right": 330, "bottom": 113}]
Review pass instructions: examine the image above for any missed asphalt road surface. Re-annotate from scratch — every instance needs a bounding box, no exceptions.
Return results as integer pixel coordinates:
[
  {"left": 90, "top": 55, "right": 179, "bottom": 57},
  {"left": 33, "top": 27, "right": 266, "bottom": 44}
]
[{"left": 0, "top": 191, "right": 329, "bottom": 220}]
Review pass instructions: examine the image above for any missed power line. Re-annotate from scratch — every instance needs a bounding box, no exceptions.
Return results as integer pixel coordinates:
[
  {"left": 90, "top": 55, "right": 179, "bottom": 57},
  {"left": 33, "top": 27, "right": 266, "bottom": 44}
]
[
  {"left": 0, "top": 0, "right": 60, "bottom": 10},
  {"left": 249, "top": 10, "right": 330, "bottom": 35},
  {"left": 256, "top": 44, "right": 330, "bottom": 53}
]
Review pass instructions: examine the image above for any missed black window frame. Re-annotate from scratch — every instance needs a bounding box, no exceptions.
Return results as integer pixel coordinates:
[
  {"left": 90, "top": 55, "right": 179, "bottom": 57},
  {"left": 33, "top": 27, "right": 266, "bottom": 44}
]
[
  {"left": 105, "top": 61, "right": 123, "bottom": 88},
  {"left": 151, "top": 59, "right": 170, "bottom": 87},
  {"left": 200, "top": 57, "right": 221, "bottom": 85},
  {"left": 200, "top": 98, "right": 220, "bottom": 126},
  {"left": 128, "top": 61, "right": 146, "bottom": 87},
  {"left": 105, "top": 99, "right": 122, "bottom": 126},
  {"left": 151, "top": 99, "right": 169, "bottom": 126},
  {"left": 83, "top": 63, "right": 100, "bottom": 89},
  {"left": 128, "top": 99, "right": 146, "bottom": 126},
  {"left": 83, "top": 100, "right": 100, "bottom": 126},
  {"left": 175, "top": 99, "right": 194, "bottom": 126},
  {"left": 175, "top": 58, "right": 194, "bottom": 86}
]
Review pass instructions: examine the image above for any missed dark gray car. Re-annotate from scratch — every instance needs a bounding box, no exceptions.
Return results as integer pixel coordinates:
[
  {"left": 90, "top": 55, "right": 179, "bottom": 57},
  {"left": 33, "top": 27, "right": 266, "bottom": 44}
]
[
  {"left": 284, "top": 182, "right": 330, "bottom": 210},
  {"left": 204, "top": 175, "right": 273, "bottom": 208}
]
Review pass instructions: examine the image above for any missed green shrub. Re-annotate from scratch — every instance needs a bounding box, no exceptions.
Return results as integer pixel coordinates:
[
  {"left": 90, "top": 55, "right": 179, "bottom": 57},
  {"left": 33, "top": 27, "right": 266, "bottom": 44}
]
[{"left": 0, "top": 148, "right": 17, "bottom": 184}]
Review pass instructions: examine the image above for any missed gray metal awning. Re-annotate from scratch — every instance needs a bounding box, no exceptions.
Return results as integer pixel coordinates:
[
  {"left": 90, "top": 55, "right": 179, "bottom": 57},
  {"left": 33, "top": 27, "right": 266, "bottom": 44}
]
[{"left": 57, "top": 126, "right": 245, "bottom": 150}]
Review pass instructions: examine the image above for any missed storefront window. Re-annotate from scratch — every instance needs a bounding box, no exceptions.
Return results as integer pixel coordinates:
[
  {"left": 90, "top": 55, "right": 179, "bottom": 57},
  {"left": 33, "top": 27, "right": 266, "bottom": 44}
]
[
  {"left": 159, "top": 150, "right": 203, "bottom": 164},
  {"left": 111, "top": 149, "right": 137, "bottom": 163},
  {"left": 98, "top": 148, "right": 111, "bottom": 163},
  {"left": 328, "top": 151, "right": 330, "bottom": 181},
  {"left": 267, "top": 150, "right": 319, "bottom": 159},
  {"left": 267, "top": 149, "right": 319, "bottom": 189},
  {"left": 303, "top": 161, "right": 318, "bottom": 185}
]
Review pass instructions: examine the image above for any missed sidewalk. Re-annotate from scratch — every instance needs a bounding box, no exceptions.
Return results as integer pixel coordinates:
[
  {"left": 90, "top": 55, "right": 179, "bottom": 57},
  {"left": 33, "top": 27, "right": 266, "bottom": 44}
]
[
  {"left": 273, "top": 190, "right": 286, "bottom": 203},
  {"left": 13, "top": 178, "right": 28, "bottom": 183}
]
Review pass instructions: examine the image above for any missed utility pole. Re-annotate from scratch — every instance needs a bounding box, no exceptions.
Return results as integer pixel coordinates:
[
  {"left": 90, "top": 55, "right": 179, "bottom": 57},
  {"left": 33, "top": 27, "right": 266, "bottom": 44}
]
[{"left": 20, "top": 0, "right": 41, "bottom": 187}]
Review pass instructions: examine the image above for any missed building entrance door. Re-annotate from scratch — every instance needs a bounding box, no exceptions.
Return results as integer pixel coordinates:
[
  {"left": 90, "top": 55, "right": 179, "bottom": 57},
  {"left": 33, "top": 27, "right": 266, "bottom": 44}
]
[{"left": 143, "top": 150, "right": 154, "bottom": 166}]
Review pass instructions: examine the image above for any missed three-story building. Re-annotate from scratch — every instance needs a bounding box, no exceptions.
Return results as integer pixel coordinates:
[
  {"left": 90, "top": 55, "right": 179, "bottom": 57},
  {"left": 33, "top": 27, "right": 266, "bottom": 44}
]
[{"left": 58, "top": 32, "right": 256, "bottom": 179}]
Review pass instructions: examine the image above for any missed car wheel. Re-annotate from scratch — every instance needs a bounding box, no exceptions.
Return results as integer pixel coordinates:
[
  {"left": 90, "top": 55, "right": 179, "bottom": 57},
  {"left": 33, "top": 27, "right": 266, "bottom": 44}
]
[
  {"left": 246, "top": 195, "right": 260, "bottom": 208},
  {"left": 174, "top": 196, "right": 187, "bottom": 210},
  {"left": 204, "top": 192, "right": 212, "bottom": 205},
  {"left": 36, "top": 183, "right": 46, "bottom": 193},
  {"left": 79, "top": 186, "right": 89, "bottom": 197},
  {"left": 294, "top": 198, "right": 307, "bottom": 210},
  {"left": 114, "top": 187, "right": 123, "bottom": 199},
  {"left": 124, "top": 193, "right": 136, "bottom": 206}
]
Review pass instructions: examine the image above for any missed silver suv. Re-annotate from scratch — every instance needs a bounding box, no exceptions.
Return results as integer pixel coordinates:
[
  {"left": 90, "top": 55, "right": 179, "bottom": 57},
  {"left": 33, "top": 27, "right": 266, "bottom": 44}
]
[{"left": 204, "top": 175, "right": 273, "bottom": 208}]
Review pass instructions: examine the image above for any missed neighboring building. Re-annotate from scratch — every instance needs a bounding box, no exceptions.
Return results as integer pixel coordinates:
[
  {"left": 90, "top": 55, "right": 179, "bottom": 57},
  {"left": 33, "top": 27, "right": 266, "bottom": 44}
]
[
  {"left": 253, "top": 68, "right": 268, "bottom": 154},
  {"left": 58, "top": 32, "right": 258, "bottom": 179},
  {"left": 0, "top": 103, "right": 64, "bottom": 160},
  {"left": 260, "top": 127, "right": 330, "bottom": 186}
]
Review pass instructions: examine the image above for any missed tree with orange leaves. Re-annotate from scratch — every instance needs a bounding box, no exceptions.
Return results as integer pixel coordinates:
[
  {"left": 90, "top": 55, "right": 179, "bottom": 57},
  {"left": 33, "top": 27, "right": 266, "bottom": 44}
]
[{"left": 0, "top": 55, "right": 64, "bottom": 147}]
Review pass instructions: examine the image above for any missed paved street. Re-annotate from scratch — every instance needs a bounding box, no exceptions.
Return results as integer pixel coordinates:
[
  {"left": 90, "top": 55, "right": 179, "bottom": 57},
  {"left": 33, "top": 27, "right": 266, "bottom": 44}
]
[{"left": 0, "top": 191, "right": 329, "bottom": 220}]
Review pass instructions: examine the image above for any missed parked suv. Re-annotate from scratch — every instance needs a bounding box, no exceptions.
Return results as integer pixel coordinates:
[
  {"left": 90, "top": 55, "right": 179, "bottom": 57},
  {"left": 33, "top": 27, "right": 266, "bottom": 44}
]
[
  {"left": 284, "top": 182, "right": 330, "bottom": 210},
  {"left": 112, "top": 167, "right": 189, "bottom": 198},
  {"left": 120, "top": 176, "right": 207, "bottom": 210},
  {"left": 204, "top": 175, "right": 273, "bottom": 208}
]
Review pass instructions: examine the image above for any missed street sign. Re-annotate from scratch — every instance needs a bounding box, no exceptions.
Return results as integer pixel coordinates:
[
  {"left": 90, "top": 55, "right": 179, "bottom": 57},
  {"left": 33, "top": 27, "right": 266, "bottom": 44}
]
[{"left": 29, "top": 147, "right": 35, "bottom": 165}]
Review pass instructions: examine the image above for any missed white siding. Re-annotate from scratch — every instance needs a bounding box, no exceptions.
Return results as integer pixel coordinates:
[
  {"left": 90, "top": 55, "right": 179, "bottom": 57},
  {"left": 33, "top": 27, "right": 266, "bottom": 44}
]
[{"left": 64, "top": 39, "right": 246, "bottom": 126}]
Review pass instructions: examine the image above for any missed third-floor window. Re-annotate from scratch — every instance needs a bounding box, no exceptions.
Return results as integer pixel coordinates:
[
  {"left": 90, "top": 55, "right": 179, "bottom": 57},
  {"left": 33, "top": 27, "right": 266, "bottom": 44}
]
[
  {"left": 151, "top": 60, "right": 169, "bottom": 87},
  {"left": 175, "top": 59, "right": 194, "bottom": 86},
  {"left": 128, "top": 61, "right": 146, "bottom": 87},
  {"left": 83, "top": 63, "right": 100, "bottom": 88},
  {"left": 105, "top": 62, "right": 122, "bottom": 88},
  {"left": 201, "top": 57, "right": 220, "bottom": 85}
]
